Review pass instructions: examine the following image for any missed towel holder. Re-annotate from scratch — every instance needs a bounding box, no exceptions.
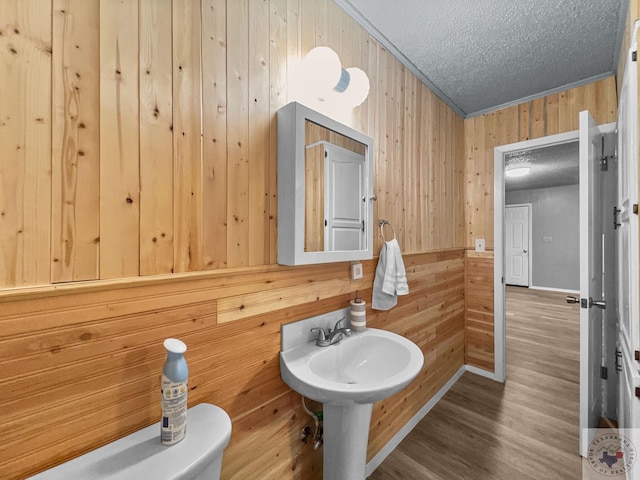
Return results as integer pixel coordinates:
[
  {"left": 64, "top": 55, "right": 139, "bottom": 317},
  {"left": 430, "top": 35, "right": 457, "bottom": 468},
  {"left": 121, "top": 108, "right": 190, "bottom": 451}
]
[{"left": 378, "top": 219, "right": 396, "bottom": 242}]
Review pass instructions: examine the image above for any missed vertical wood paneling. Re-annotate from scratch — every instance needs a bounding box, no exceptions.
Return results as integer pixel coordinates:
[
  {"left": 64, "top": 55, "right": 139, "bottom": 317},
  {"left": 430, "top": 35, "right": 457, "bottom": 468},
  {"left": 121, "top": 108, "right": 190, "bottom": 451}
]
[
  {"left": 0, "top": 0, "right": 52, "bottom": 287},
  {"left": 99, "top": 0, "right": 140, "bottom": 279},
  {"left": 617, "top": 0, "right": 640, "bottom": 91},
  {"left": 51, "top": 0, "right": 100, "bottom": 283},
  {"left": 373, "top": 46, "right": 387, "bottom": 254},
  {"left": 248, "top": 0, "right": 270, "bottom": 266},
  {"left": 226, "top": 0, "right": 250, "bottom": 268},
  {"left": 173, "top": 0, "right": 203, "bottom": 272},
  {"left": 202, "top": 0, "right": 228, "bottom": 269},
  {"left": 465, "top": 77, "right": 617, "bottom": 251},
  {"left": 139, "top": 0, "right": 174, "bottom": 275},
  {"left": 269, "top": 0, "right": 288, "bottom": 265}
]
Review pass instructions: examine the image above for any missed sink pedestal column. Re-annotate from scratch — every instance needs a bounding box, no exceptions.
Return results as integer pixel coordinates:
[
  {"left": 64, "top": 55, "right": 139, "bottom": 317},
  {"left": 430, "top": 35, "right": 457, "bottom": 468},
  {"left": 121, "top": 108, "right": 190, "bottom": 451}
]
[{"left": 323, "top": 402, "right": 373, "bottom": 480}]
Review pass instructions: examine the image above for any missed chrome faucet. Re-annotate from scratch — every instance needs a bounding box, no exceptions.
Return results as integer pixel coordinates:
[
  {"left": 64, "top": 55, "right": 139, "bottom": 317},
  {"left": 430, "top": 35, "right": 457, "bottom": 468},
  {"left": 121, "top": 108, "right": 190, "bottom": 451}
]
[{"left": 311, "top": 318, "right": 352, "bottom": 347}]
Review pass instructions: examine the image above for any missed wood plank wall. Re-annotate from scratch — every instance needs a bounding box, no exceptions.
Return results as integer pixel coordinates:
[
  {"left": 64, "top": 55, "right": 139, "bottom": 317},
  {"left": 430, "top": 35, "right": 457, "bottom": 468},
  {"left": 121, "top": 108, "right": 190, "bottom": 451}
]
[
  {"left": 0, "top": 0, "right": 466, "bottom": 478},
  {"left": 1, "top": 251, "right": 465, "bottom": 479},
  {"left": 0, "top": 0, "right": 464, "bottom": 288},
  {"left": 463, "top": 77, "right": 618, "bottom": 371},
  {"left": 617, "top": 0, "right": 639, "bottom": 92}
]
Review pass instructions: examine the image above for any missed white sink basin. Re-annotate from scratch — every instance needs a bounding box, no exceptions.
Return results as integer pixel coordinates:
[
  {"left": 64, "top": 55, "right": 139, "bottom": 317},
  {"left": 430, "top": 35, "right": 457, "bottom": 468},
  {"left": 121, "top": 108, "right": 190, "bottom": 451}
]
[{"left": 280, "top": 328, "right": 424, "bottom": 405}]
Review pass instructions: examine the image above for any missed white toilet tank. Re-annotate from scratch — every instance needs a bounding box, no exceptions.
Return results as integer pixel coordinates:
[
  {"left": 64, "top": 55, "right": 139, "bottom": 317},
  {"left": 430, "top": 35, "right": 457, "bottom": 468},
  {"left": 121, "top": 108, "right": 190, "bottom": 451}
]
[{"left": 29, "top": 403, "right": 232, "bottom": 480}]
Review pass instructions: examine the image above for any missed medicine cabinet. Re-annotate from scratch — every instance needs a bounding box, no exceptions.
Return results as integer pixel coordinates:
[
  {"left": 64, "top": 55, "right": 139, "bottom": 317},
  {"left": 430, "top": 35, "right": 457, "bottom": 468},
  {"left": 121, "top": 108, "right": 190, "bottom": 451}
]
[{"left": 277, "top": 102, "right": 374, "bottom": 265}]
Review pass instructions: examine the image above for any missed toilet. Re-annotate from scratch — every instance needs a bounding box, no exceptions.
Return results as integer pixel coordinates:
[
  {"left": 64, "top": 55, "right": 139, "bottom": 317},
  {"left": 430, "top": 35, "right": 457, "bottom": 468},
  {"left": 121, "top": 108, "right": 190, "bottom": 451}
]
[{"left": 29, "top": 403, "right": 232, "bottom": 480}]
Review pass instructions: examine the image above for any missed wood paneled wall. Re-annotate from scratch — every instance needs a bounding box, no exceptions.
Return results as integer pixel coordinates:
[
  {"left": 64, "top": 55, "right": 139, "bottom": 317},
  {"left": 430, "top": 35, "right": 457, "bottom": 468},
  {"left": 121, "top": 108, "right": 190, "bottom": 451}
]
[
  {"left": 617, "top": 0, "right": 639, "bottom": 92},
  {"left": 0, "top": 250, "right": 465, "bottom": 479},
  {"left": 0, "top": 0, "right": 464, "bottom": 289},
  {"left": 0, "top": 0, "right": 466, "bottom": 478},
  {"left": 463, "top": 77, "right": 618, "bottom": 371}
]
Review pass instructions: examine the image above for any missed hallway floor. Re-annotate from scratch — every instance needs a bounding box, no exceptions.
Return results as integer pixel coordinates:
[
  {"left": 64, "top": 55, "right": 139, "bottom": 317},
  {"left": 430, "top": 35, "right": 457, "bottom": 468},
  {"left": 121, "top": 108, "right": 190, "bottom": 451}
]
[{"left": 369, "top": 286, "right": 582, "bottom": 479}]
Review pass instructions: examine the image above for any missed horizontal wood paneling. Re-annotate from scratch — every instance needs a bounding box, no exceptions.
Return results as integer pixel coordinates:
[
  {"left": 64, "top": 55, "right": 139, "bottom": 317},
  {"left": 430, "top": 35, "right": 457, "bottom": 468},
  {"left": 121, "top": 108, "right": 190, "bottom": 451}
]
[
  {"left": 0, "top": 0, "right": 467, "bottom": 478},
  {"left": 465, "top": 251, "right": 494, "bottom": 371},
  {"left": 463, "top": 78, "right": 618, "bottom": 371},
  {"left": 0, "top": 250, "right": 465, "bottom": 479}
]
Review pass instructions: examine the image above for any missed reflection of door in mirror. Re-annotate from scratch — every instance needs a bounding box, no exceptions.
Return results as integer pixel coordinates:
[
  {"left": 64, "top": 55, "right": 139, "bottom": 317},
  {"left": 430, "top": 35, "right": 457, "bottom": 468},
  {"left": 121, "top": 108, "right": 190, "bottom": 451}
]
[{"left": 304, "top": 120, "right": 366, "bottom": 252}]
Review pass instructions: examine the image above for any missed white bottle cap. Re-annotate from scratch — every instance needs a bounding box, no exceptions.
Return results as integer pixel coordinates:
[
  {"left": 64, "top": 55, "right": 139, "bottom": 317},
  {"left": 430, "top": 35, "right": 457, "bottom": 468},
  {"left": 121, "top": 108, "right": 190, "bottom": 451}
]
[{"left": 164, "top": 338, "right": 187, "bottom": 354}]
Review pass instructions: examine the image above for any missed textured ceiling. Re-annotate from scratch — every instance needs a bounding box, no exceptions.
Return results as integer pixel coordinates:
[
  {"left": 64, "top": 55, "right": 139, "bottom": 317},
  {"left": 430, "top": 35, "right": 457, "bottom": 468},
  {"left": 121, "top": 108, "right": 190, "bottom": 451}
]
[
  {"left": 503, "top": 131, "right": 616, "bottom": 191},
  {"left": 337, "top": 0, "right": 628, "bottom": 117},
  {"left": 504, "top": 141, "right": 579, "bottom": 192}
]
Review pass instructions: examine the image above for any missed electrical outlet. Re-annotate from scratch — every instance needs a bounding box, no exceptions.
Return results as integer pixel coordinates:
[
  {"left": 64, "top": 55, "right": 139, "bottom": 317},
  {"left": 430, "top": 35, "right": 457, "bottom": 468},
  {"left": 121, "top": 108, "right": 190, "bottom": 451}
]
[
  {"left": 475, "top": 239, "right": 485, "bottom": 252},
  {"left": 351, "top": 263, "right": 363, "bottom": 280}
]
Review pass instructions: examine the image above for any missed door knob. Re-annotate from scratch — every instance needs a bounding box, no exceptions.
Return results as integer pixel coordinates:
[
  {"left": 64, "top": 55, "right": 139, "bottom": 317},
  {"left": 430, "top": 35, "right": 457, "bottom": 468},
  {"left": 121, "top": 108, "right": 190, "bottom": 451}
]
[
  {"left": 566, "top": 296, "right": 580, "bottom": 304},
  {"left": 589, "top": 298, "right": 607, "bottom": 309},
  {"left": 523, "top": 249, "right": 528, "bottom": 253}
]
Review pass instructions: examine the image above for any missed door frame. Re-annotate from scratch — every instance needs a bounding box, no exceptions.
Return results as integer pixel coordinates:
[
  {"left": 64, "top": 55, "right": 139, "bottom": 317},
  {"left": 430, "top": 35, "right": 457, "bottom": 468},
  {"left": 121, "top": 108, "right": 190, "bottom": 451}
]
[
  {"left": 493, "top": 124, "right": 616, "bottom": 382},
  {"left": 504, "top": 203, "right": 533, "bottom": 287}
]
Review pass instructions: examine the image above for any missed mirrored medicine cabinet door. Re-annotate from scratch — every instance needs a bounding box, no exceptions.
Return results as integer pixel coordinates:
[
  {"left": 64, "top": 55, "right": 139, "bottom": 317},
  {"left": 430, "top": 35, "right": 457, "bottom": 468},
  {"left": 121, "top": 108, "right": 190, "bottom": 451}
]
[{"left": 277, "top": 102, "right": 374, "bottom": 265}]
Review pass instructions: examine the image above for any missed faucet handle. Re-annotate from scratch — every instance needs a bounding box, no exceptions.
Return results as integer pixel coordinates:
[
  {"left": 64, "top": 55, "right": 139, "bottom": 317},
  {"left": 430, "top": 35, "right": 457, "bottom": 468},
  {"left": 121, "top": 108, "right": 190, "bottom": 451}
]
[
  {"left": 332, "top": 317, "right": 347, "bottom": 332},
  {"left": 311, "top": 327, "right": 326, "bottom": 341}
]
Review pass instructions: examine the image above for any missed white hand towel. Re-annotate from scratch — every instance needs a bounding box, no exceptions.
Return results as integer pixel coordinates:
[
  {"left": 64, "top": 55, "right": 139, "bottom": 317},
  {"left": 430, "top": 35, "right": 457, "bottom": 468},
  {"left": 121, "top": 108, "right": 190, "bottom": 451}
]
[{"left": 372, "top": 239, "right": 409, "bottom": 310}]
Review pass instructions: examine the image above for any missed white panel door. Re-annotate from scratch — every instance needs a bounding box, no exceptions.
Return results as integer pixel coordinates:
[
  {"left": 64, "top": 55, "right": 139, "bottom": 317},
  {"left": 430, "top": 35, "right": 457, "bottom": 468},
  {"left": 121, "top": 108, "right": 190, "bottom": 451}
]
[
  {"left": 324, "top": 144, "right": 365, "bottom": 251},
  {"left": 578, "top": 110, "right": 606, "bottom": 456},
  {"left": 617, "top": 43, "right": 640, "bottom": 479},
  {"left": 505, "top": 205, "right": 530, "bottom": 286}
]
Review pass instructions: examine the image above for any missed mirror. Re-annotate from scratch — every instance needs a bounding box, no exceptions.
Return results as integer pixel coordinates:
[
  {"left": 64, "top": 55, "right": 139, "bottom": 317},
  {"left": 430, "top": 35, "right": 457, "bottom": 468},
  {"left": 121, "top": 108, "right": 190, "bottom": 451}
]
[{"left": 277, "top": 102, "right": 374, "bottom": 265}]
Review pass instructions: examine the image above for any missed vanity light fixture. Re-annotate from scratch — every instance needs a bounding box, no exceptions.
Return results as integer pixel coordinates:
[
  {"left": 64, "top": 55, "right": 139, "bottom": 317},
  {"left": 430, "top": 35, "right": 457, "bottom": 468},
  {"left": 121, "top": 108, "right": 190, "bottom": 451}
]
[
  {"left": 505, "top": 167, "right": 531, "bottom": 178},
  {"left": 298, "top": 47, "right": 370, "bottom": 107}
]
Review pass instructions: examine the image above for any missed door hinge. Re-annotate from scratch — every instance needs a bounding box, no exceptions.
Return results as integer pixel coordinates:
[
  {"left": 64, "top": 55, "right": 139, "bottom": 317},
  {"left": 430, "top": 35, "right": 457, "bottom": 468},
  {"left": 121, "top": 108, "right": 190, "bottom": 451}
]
[
  {"left": 613, "top": 206, "right": 621, "bottom": 229},
  {"left": 600, "top": 366, "right": 608, "bottom": 380},
  {"left": 636, "top": 387, "right": 640, "bottom": 399},
  {"left": 362, "top": 220, "right": 365, "bottom": 232},
  {"left": 616, "top": 348, "right": 623, "bottom": 373},
  {"left": 634, "top": 204, "right": 638, "bottom": 215},
  {"left": 633, "top": 51, "right": 637, "bottom": 62},
  {"left": 635, "top": 350, "right": 640, "bottom": 362}
]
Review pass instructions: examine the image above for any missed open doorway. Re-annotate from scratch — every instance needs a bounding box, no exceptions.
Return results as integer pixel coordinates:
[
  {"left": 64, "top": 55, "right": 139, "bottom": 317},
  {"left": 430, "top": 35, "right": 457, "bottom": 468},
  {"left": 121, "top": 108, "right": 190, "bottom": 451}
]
[
  {"left": 504, "top": 142, "right": 580, "bottom": 293},
  {"left": 493, "top": 125, "right": 618, "bottom": 432}
]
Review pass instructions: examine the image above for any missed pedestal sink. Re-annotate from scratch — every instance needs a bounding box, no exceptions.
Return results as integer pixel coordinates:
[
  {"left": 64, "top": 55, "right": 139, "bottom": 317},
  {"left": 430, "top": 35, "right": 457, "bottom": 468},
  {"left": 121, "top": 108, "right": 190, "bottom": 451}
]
[{"left": 280, "top": 325, "right": 424, "bottom": 480}]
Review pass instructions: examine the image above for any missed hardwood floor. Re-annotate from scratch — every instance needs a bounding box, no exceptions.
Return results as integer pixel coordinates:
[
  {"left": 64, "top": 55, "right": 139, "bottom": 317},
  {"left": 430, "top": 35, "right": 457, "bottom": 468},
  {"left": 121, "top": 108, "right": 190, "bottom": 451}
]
[{"left": 369, "top": 286, "right": 582, "bottom": 479}]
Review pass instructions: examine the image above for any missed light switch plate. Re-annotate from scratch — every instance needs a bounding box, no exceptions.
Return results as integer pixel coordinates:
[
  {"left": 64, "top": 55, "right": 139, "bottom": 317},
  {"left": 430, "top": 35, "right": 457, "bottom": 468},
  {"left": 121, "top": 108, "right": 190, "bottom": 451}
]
[
  {"left": 475, "top": 239, "right": 485, "bottom": 252},
  {"left": 351, "top": 262, "right": 363, "bottom": 280},
  {"left": 543, "top": 236, "right": 553, "bottom": 242}
]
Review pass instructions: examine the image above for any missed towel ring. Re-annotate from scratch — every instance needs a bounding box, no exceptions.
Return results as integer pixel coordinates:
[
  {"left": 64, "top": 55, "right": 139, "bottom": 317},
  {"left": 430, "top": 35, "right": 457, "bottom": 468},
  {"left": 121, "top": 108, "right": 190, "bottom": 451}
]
[{"left": 378, "top": 220, "right": 396, "bottom": 242}]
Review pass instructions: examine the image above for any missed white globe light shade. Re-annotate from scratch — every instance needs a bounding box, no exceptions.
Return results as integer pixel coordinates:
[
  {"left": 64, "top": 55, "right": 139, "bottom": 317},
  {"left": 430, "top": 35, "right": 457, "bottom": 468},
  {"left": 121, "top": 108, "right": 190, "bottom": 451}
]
[
  {"left": 342, "top": 67, "right": 370, "bottom": 107},
  {"left": 300, "top": 46, "right": 342, "bottom": 96}
]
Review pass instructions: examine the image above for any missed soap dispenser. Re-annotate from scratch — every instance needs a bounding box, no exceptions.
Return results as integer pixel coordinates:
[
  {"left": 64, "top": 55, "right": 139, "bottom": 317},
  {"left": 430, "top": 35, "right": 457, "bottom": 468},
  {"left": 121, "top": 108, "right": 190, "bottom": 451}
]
[
  {"left": 161, "top": 338, "right": 188, "bottom": 445},
  {"left": 350, "top": 290, "right": 366, "bottom": 332}
]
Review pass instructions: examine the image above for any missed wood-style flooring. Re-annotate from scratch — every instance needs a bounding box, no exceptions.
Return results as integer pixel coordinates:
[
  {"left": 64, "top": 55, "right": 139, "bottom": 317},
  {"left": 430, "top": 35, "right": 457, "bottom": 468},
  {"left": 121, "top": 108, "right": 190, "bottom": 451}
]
[{"left": 369, "top": 286, "right": 582, "bottom": 480}]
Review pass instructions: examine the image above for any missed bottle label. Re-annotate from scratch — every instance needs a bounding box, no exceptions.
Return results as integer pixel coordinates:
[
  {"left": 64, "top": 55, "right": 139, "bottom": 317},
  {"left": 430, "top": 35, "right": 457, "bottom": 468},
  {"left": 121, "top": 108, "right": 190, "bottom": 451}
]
[{"left": 161, "top": 375, "right": 188, "bottom": 445}]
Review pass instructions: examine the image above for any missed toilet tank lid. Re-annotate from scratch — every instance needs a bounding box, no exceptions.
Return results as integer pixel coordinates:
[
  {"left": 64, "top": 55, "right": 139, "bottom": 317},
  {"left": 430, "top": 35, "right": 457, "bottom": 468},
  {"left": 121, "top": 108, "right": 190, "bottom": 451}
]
[{"left": 29, "top": 403, "right": 232, "bottom": 480}]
